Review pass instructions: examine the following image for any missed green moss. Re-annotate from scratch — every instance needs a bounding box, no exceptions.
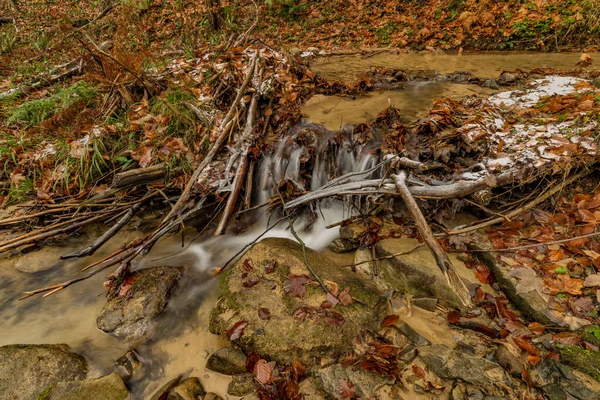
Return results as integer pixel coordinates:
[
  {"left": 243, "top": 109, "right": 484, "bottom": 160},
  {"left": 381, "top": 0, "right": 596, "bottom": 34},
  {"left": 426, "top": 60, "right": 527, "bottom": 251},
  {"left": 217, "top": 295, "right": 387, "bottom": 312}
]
[
  {"left": 558, "top": 345, "right": 600, "bottom": 381},
  {"left": 36, "top": 385, "right": 54, "bottom": 400}
]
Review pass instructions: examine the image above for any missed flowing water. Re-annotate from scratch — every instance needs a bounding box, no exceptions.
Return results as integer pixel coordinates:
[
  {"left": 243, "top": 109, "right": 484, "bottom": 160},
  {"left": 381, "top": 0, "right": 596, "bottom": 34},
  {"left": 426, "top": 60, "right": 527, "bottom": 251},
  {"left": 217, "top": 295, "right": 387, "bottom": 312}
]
[{"left": 0, "top": 52, "right": 584, "bottom": 399}]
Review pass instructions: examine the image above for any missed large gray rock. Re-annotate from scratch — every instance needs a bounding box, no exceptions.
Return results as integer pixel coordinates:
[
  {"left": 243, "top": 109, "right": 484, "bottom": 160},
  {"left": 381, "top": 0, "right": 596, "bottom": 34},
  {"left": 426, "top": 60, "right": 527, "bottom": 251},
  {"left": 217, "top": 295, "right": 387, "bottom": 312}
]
[
  {"left": 373, "top": 238, "right": 474, "bottom": 307},
  {"left": 316, "top": 364, "right": 394, "bottom": 399},
  {"left": 97, "top": 266, "right": 183, "bottom": 340},
  {"left": 531, "top": 359, "right": 600, "bottom": 400},
  {"left": 39, "top": 373, "right": 129, "bottom": 400},
  {"left": 227, "top": 374, "right": 255, "bottom": 397},
  {"left": 206, "top": 347, "right": 248, "bottom": 375},
  {"left": 0, "top": 344, "right": 88, "bottom": 400},
  {"left": 209, "top": 237, "right": 386, "bottom": 365},
  {"left": 419, "top": 345, "right": 509, "bottom": 392}
]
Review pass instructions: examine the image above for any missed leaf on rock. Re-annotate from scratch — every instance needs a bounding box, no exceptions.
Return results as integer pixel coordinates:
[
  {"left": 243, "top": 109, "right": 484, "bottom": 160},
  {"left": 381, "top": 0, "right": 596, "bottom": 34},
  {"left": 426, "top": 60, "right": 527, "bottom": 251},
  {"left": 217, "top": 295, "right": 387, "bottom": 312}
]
[
  {"left": 258, "top": 308, "right": 271, "bottom": 320},
  {"left": 513, "top": 336, "right": 538, "bottom": 356},
  {"left": 284, "top": 274, "right": 311, "bottom": 298},
  {"left": 243, "top": 258, "right": 254, "bottom": 272},
  {"left": 528, "top": 322, "right": 546, "bottom": 336},
  {"left": 338, "top": 288, "right": 353, "bottom": 306},
  {"left": 253, "top": 359, "right": 272, "bottom": 385},
  {"left": 338, "top": 378, "right": 356, "bottom": 399},
  {"left": 381, "top": 314, "right": 400, "bottom": 327},
  {"left": 243, "top": 277, "right": 260, "bottom": 288},
  {"left": 553, "top": 332, "right": 582, "bottom": 346},
  {"left": 226, "top": 320, "right": 248, "bottom": 341},
  {"left": 265, "top": 259, "right": 277, "bottom": 274}
]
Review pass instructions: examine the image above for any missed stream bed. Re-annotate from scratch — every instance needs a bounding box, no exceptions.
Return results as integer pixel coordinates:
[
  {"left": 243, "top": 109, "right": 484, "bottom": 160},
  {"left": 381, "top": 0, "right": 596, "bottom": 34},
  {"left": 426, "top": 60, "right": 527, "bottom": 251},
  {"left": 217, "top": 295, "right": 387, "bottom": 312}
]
[{"left": 0, "top": 51, "right": 591, "bottom": 399}]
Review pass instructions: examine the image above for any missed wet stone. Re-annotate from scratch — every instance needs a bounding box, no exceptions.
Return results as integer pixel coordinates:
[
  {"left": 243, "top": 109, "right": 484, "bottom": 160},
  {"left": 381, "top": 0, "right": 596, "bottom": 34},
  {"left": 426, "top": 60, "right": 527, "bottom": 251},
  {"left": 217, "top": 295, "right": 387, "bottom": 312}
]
[
  {"left": 419, "top": 345, "right": 509, "bottom": 392},
  {"left": 531, "top": 360, "right": 600, "bottom": 400},
  {"left": 167, "top": 377, "right": 205, "bottom": 400},
  {"left": 203, "top": 393, "right": 223, "bottom": 400},
  {"left": 494, "top": 345, "right": 524, "bottom": 378},
  {"left": 227, "top": 373, "right": 255, "bottom": 397},
  {"left": 210, "top": 237, "right": 386, "bottom": 365},
  {"left": 205, "top": 347, "right": 248, "bottom": 376},
  {"left": 114, "top": 349, "right": 143, "bottom": 382},
  {"left": 393, "top": 322, "right": 431, "bottom": 346},
  {"left": 411, "top": 297, "right": 438, "bottom": 312},
  {"left": 398, "top": 344, "right": 418, "bottom": 364},
  {"left": 499, "top": 72, "right": 518, "bottom": 84},
  {"left": 96, "top": 266, "right": 183, "bottom": 341},
  {"left": 328, "top": 238, "right": 358, "bottom": 253},
  {"left": 317, "top": 364, "right": 394, "bottom": 399},
  {"left": 40, "top": 372, "right": 129, "bottom": 400},
  {"left": 0, "top": 343, "right": 88, "bottom": 400}
]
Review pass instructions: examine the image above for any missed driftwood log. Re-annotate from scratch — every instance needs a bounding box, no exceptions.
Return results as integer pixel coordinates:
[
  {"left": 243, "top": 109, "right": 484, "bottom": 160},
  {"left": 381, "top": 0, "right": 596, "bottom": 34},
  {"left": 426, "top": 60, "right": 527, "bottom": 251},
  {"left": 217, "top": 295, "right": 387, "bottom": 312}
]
[{"left": 111, "top": 163, "right": 165, "bottom": 189}]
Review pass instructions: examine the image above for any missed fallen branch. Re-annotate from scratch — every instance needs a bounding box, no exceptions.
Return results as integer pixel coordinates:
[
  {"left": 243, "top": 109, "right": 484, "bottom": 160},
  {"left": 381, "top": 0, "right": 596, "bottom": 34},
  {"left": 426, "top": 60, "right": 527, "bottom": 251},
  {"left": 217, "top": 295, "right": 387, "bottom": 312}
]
[
  {"left": 60, "top": 201, "right": 143, "bottom": 259},
  {"left": 341, "top": 243, "right": 425, "bottom": 268},
  {"left": 110, "top": 163, "right": 165, "bottom": 189},
  {"left": 393, "top": 171, "right": 473, "bottom": 307},
  {"left": 446, "top": 170, "right": 589, "bottom": 236}
]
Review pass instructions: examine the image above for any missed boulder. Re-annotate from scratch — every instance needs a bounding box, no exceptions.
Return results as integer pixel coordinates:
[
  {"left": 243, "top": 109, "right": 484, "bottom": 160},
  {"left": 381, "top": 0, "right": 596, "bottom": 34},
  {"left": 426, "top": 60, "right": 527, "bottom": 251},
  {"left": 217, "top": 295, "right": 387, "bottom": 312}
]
[
  {"left": 0, "top": 344, "right": 88, "bottom": 400},
  {"left": 418, "top": 345, "right": 509, "bottom": 392},
  {"left": 494, "top": 344, "right": 524, "bottom": 378},
  {"left": 374, "top": 237, "right": 477, "bottom": 307},
  {"left": 316, "top": 364, "right": 394, "bottom": 399},
  {"left": 97, "top": 266, "right": 183, "bottom": 340},
  {"left": 209, "top": 237, "right": 386, "bottom": 365},
  {"left": 531, "top": 359, "right": 600, "bottom": 400},
  {"left": 39, "top": 373, "right": 128, "bottom": 400},
  {"left": 206, "top": 347, "right": 248, "bottom": 375}
]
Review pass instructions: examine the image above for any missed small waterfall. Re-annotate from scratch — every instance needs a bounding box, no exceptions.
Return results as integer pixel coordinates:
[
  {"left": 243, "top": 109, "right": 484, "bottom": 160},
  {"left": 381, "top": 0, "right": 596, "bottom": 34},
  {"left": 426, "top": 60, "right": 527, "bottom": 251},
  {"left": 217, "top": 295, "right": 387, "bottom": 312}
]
[{"left": 255, "top": 122, "right": 381, "bottom": 205}]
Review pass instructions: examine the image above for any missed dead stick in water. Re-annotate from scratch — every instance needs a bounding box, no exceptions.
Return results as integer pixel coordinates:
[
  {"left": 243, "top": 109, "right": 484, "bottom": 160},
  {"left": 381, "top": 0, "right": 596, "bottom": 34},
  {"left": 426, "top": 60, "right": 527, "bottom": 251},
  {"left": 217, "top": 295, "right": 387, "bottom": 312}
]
[
  {"left": 393, "top": 171, "right": 473, "bottom": 307},
  {"left": 61, "top": 202, "right": 143, "bottom": 259},
  {"left": 243, "top": 159, "right": 256, "bottom": 210}
]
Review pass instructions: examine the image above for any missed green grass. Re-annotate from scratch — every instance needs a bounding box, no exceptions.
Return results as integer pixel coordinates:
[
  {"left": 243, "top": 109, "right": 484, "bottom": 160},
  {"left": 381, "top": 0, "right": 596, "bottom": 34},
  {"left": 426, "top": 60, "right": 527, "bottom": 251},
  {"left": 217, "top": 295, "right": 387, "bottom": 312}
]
[{"left": 7, "top": 81, "right": 97, "bottom": 127}]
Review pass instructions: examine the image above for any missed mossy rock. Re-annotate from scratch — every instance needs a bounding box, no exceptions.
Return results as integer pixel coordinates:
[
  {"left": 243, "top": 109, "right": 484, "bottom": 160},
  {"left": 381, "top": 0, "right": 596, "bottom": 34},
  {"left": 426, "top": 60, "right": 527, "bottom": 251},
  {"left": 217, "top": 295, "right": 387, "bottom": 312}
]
[
  {"left": 39, "top": 373, "right": 129, "bottom": 400},
  {"left": 558, "top": 345, "right": 600, "bottom": 381},
  {"left": 209, "top": 237, "right": 386, "bottom": 365},
  {"left": 0, "top": 344, "right": 88, "bottom": 400}
]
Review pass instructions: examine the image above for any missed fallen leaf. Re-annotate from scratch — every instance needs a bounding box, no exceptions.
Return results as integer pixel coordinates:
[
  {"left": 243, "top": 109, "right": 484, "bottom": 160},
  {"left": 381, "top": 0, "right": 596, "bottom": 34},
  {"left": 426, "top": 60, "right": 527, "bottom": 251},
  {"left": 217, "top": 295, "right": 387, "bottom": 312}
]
[
  {"left": 243, "top": 259, "right": 254, "bottom": 272},
  {"left": 513, "top": 336, "right": 538, "bottom": 356},
  {"left": 258, "top": 308, "right": 271, "bottom": 320},
  {"left": 338, "top": 378, "right": 356, "bottom": 399},
  {"left": 243, "top": 277, "right": 260, "bottom": 288},
  {"left": 253, "top": 359, "right": 272, "bottom": 384},
  {"left": 338, "top": 288, "right": 352, "bottom": 306},
  {"left": 553, "top": 332, "right": 582, "bottom": 346},
  {"left": 265, "top": 260, "right": 277, "bottom": 274},
  {"left": 283, "top": 274, "right": 310, "bottom": 298},
  {"left": 226, "top": 320, "right": 248, "bottom": 341},
  {"left": 584, "top": 274, "right": 600, "bottom": 287},
  {"left": 381, "top": 314, "right": 400, "bottom": 327},
  {"left": 528, "top": 322, "right": 545, "bottom": 336}
]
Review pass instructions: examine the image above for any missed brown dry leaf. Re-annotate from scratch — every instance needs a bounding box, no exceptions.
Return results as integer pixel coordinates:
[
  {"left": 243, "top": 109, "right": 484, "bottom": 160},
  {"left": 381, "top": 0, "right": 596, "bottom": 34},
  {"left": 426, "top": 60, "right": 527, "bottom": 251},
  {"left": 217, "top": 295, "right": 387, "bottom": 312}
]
[
  {"left": 381, "top": 315, "right": 400, "bottom": 327},
  {"left": 338, "top": 378, "right": 356, "bottom": 399},
  {"left": 226, "top": 320, "right": 248, "bottom": 341},
  {"left": 258, "top": 308, "right": 271, "bottom": 320},
  {"left": 528, "top": 322, "right": 546, "bottom": 336},
  {"left": 283, "top": 274, "right": 311, "bottom": 298},
  {"left": 338, "top": 288, "right": 352, "bottom": 306},
  {"left": 253, "top": 359, "right": 272, "bottom": 385},
  {"left": 513, "top": 336, "right": 538, "bottom": 356}
]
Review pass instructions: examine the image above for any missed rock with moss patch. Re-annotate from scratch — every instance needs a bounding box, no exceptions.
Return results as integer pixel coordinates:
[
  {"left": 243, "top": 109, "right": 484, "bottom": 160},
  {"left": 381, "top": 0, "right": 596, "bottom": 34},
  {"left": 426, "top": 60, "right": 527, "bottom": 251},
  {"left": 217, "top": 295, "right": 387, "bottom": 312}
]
[
  {"left": 0, "top": 344, "right": 88, "bottom": 400},
  {"left": 39, "top": 373, "right": 128, "bottom": 400},
  {"left": 558, "top": 345, "right": 600, "bottom": 382},
  {"left": 209, "top": 237, "right": 386, "bottom": 365},
  {"left": 531, "top": 359, "right": 600, "bottom": 400},
  {"left": 227, "top": 374, "right": 255, "bottom": 397},
  {"left": 96, "top": 266, "right": 183, "bottom": 340}
]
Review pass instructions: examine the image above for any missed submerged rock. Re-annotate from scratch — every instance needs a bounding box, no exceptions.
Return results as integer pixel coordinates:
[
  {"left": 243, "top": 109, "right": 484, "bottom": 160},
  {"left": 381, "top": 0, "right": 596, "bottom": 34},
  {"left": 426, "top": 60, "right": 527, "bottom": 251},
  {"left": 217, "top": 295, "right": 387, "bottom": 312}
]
[
  {"left": 206, "top": 347, "right": 248, "bottom": 375},
  {"left": 39, "top": 373, "right": 128, "bottom": 400},
  {"left": 96, "top": 266, "right": 183, "bottom": 340},
  {"left": 0, "top": 344, "right": 88, "bottom": 400},
  {"left": 114, "top": 349, "right": 144, "bottom": 382},
  {"left": 169, "top": 377, "right": 206, "bottom": 400},
  {"left": 209, "top": 237, "right": 386, "bottom": 365},
  {"left": 328, "top": 238, "right": 358, "bottom": 253}
]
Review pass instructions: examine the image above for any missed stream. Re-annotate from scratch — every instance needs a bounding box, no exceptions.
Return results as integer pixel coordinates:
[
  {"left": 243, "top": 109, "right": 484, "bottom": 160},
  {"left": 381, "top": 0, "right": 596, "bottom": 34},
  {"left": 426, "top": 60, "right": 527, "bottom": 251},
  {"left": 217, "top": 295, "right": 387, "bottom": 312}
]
[{"left": 0, "top": 51, "right": 586, "bottom": 399}]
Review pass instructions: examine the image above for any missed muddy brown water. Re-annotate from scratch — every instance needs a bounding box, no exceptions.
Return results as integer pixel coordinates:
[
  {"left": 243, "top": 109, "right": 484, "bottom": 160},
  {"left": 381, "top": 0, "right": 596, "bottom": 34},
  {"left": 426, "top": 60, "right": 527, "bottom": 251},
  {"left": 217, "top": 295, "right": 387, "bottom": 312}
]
[
  {"left": 305, "top": 51, "right": 583, "bottom": 130},
  {"left": 0, "top": 52, "right": 586, "bottom": 399}
]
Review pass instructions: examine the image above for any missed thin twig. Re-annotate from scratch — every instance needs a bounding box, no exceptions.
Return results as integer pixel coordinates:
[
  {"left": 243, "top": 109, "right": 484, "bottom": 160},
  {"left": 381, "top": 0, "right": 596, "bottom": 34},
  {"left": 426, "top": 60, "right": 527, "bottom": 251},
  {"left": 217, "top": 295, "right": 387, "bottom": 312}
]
[{"left": 341, "top": 243, "right": 425, "bottom": 268}]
